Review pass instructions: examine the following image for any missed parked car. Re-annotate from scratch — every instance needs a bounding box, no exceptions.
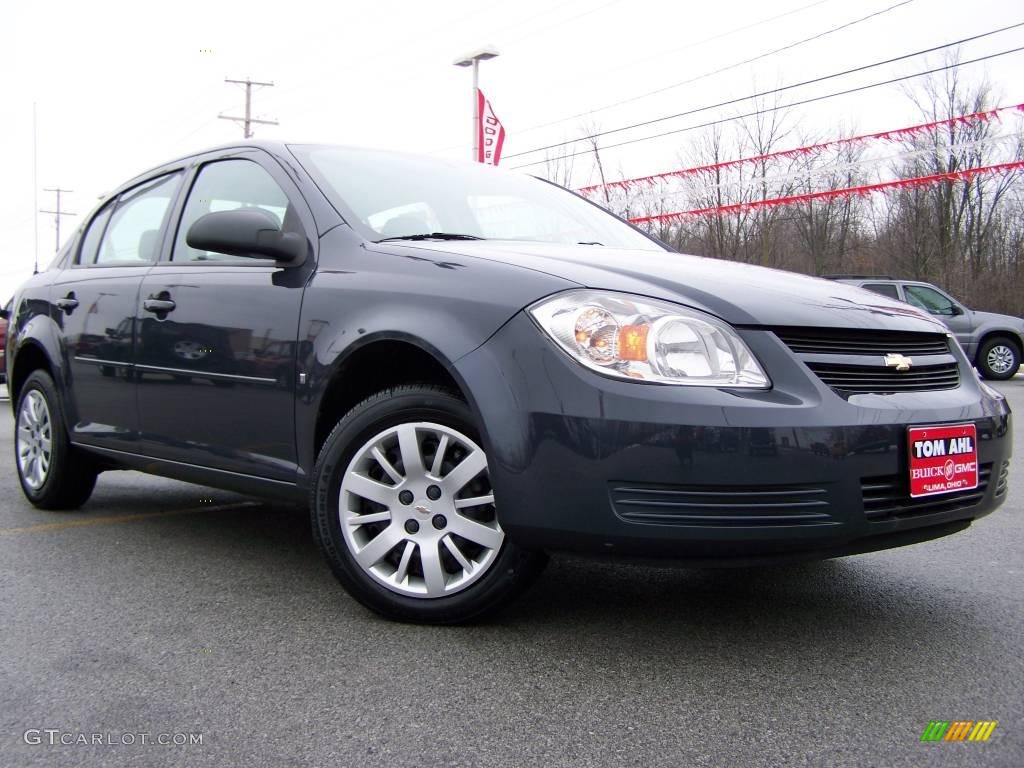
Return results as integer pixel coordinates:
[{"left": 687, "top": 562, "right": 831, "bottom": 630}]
[
  {"left": 0, "top": 301, "right": 8, "bottom": 386},
  {"left": 828, "top": 276, "right": 1024, "bottom": 380},
  {"left": 5, "top": 143, "right": 1012, "bottom": 623}
]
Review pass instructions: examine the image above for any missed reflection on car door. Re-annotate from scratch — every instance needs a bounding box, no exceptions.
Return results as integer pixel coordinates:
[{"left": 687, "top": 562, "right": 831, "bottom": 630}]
[
  {"left": 135, "top": 151, "right": 314, "bottom": 482},
  {"left": 54, "top": 172, "right": 182, "bottom": 450}
]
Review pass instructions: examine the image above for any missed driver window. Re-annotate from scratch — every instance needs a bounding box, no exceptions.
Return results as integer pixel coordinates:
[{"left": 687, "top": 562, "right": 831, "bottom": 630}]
[
  {"left": 174, "top": 159, "right": 293, "bottom": 261},
  {"left": 904, "top": 285, "right": 957, "bottom": 316}
]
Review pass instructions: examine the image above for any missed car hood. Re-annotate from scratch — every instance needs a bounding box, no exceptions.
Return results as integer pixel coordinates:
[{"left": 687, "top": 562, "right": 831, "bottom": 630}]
[
  {"left": 388, "top": 241, "right": 946, "bottom": 332},
  {"left": 970, "top": 308, "right": 1024, "bottom": 331}
]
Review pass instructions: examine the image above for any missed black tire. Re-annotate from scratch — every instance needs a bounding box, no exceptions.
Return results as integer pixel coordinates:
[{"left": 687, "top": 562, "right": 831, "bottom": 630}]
[
  {"left": 310, "top": 384, "right": 547, "bottom": 624},
  {"left": 976, "top": 336, "right": 1021, "bottom": 381},
  {"left": 14, "top": 370, "right": 98, "bottom": 509}
]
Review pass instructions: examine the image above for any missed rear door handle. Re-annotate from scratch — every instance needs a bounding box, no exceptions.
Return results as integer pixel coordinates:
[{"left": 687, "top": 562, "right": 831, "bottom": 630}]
[
  {"left": 143, "top": 297, "right": 176, "bottom": 313},
  {"left": 56, "top": 293, "right": 79, "bottom": 313}
]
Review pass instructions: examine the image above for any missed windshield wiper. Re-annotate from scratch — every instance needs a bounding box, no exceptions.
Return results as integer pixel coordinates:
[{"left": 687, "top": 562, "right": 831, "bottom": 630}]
[{"left": 377, "top": 232, "right": 484, "bottom": 243}]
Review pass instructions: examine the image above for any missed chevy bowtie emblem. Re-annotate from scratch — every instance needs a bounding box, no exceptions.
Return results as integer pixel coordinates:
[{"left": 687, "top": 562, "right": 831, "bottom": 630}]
[{"left": 884, "top": 353, "right": 914, "bottom": 372}]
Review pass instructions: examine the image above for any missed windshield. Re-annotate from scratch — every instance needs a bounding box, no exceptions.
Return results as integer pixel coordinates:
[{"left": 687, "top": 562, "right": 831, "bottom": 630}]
[{"left": 290, "top": 146, "right": 664, "bottom": 251}]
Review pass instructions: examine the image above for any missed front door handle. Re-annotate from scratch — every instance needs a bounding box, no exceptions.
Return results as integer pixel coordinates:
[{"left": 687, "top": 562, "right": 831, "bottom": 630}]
[
  {"left": 56, "top": 293, "right": 79, "bottom": 313},
  {"left": 143, "top": 297, "right": 176, "bottom": 313}
]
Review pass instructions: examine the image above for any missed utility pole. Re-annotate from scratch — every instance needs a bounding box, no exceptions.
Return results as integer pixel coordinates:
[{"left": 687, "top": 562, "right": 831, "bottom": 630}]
[
  {"left": 219, "top": 78, "right": 278, "bottom": 138},
  {"left": 33, "top": 102, "right": 39, "bottom": 273},
  {"left": 40, "top": 188, "right": 75, "bottom": 253}
]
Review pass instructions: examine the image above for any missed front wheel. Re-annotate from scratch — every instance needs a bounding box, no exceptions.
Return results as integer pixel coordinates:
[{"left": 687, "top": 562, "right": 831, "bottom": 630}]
[
  {"left": 977, "top": 336, "right": 1021, "bottom": 380},
  {"left": 15, "top": 370, "right": 98, "bottom": 509},
  {"left": 310, "top": 384, "right": 546, "bottom": 624}
]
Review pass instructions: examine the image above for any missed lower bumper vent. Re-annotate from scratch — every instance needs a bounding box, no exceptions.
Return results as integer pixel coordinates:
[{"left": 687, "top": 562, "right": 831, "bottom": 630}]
[
  {"left": 995, "top": 460, "right": 1009, "bottom": 498},
  {"left": 610, "top": 483, "right": 834, "bottom": 527},
  {"left": 862, "top": 463, "right": 992, "bottom": 521}
]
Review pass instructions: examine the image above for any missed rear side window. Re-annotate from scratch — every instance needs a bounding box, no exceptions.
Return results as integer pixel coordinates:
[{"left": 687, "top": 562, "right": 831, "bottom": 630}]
[
  {"left": 91, "top": 173, "right": 182, "bottom": 265},
  {"left": 76, "top": 203, "right": 114, "bottom": 265},
  {"left": 862, "top": 283, "right": 899, "bottom": 299}
]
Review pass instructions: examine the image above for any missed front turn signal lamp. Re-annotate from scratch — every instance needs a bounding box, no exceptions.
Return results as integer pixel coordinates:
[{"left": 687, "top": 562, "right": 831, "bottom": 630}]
[{"left": 528, "top": 290, "right": 770, "bottom": 388}]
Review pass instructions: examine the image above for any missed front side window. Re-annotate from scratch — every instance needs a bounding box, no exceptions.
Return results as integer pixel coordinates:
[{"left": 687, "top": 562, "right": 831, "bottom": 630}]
[
  {"left": 95, "top": 173, "right": 182, "bottom": 265},
  {"left": 862, "top": 283, "right": 899, "bottom": 299},
  {"left": 290, "top": 145, "right": 664, "bottom": 251},
  {"left": 173, "top": 160, "right": 293, "bottom": 262},
  {"left": 904, "top": 285, "right": 959, "bottom": 315}
]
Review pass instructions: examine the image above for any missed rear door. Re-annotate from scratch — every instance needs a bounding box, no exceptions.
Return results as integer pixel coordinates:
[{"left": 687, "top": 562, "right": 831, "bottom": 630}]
[
  {"left": 135, "top": 150, "right": 315, "bottom": 482},
  {"left": 860, "top": 282, "right": 900, "bottom": 301},
  {"left": 53, "top": 172, "right": 182, "bottom": 450}
]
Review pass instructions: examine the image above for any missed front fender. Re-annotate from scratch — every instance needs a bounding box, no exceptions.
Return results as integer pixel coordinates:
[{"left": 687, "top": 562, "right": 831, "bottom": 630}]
[
  {"left": 292, "top": 228, "right": 577, "bottom": 478},
  {"left": 973, "top": 321, "right": 1024, "bottom": 359}
]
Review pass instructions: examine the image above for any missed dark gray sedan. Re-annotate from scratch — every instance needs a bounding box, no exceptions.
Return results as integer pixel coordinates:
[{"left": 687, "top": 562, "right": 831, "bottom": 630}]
[{"left": 3, "top": 143, "right": 1012, "bottom": 623}]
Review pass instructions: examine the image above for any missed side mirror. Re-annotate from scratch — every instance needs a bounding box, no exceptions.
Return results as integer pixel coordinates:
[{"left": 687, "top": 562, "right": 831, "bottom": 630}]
[
  {"left": 186, "top": 208, "right": 305, "bottom": 263},
  {"left": 0, "top": 307, "right": 8, "bottom": 320}
]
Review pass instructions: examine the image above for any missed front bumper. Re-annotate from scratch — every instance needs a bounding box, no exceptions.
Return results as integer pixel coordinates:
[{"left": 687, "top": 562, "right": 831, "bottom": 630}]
[{"left": 454, "top": 312, "right": 1012, "bottom": 563}]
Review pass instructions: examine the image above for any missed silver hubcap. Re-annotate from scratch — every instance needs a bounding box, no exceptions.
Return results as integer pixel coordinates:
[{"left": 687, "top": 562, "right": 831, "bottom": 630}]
[
  {"left": 339, "top": 422, "right": 503, "bottom": 598},
  {"left": 17, "top": 390, "right": 53, "bottom": 491},
  {"left": 987, "top": 345, "right": 1016, "bottom": 375}
]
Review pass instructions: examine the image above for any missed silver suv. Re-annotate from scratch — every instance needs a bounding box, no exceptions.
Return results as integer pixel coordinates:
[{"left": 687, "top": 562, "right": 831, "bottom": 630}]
[{"left": 830, "top": 276, "right": 1024, "bottom": 380}]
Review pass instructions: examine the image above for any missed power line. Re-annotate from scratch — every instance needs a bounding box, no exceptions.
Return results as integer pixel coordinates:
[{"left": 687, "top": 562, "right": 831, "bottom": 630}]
[
  {"left": 510, "top": 45, "right": 1024, "bottom": 169},
  {"left": 426, "top": 0, "right": 846, "bottom": 156},
  {"left": 506, "top": 21, "right": 1024, "bottom": 162},
  {"left": 40, "top": 188, "right": 75, "bottom": 254},
  {"left": 509, "top": 0, "right": 915, "bottom": 140},
  {"left": 577, "top": 102, "right": 1024, "bottom": 193},
  {"left": 273, "top": 0, "right": 511, "bottom": 104},
  {"left": 629, "top": 160, "right": 1024, "bottom": 225},
  {"left": 219, "top": 78, "right": 278, "bottom": 139},
  {"left": 621, "top": 134, "right": 1021, "bottom": 204}
]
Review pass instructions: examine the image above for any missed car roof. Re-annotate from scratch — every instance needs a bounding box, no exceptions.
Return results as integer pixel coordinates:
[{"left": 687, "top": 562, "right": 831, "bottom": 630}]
[
  {"left": 115, "top": 140, "right": 291, "bottom": 191},
  {"left": 827, "top": 276, "right": 945, "bottom": 288}
]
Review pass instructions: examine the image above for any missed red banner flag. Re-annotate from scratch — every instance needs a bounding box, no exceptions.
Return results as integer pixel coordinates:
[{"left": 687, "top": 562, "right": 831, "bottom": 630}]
[{"left": 477, "top": 89, "right": 506, "bottom": 166}]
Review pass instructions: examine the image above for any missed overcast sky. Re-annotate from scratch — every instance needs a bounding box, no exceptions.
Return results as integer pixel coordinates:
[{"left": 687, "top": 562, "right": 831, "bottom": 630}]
[{"left": 2, "top": 0, "right": 1022, "bottom": 301}]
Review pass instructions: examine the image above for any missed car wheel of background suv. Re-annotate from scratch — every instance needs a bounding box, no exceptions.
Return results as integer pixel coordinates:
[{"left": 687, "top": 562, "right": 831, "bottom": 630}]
[
  {"left": 310, "top": 384, "right": 547, "bottom": 624},
  {"left": 14, "top": 370, "right": 98, "bottom": 509},
  {"left": 977, "top": 336, "right": 1021, "bottom": 380}
]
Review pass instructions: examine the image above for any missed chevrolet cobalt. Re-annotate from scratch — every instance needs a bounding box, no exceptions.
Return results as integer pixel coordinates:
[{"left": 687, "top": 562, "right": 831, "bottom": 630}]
[{"left": 4, "top": 143, "right": 1012, "bottom": 623}]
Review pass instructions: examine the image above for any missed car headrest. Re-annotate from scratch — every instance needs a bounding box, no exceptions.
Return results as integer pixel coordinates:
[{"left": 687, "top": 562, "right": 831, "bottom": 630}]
[{"left": 138, "top": 229, "right": 160, "bottom": 261}]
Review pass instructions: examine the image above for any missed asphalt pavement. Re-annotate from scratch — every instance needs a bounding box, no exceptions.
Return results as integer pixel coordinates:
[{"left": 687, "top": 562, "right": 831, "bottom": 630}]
[{"left": 1, "top": 379, "right": 1022, "bottom": 767}]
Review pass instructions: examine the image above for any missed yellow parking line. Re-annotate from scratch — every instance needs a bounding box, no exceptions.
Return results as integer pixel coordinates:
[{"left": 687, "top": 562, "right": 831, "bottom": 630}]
[{"left": 0, "top": 501, "right": 262, "bottom": 536}]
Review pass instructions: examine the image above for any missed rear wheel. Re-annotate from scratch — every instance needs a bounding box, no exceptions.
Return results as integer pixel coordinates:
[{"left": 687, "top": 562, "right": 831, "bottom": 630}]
[
  {"left": 310, "top": 384, "right": 546, "bottom": 624},
  {"left": 15, "top": 370, "right": 98, "bottom": 509},
  {"left": 977, "top": 336, "right": 1020, "bottom": 380}
]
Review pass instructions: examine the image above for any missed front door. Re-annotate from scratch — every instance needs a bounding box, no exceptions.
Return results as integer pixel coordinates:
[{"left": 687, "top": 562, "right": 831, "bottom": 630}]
[
  {"left": 135, "top": 152, "right": 313, "bottom": 482},
  {"left": 903, "top": 283, "right": 973, "bottom": 348},
  {"left": 53, "top": 172, "right": 182, "bottom": 450}
]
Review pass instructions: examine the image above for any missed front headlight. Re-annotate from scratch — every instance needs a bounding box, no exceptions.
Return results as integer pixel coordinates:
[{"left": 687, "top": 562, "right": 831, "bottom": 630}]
[{"left": 528, "top": 290, "right": 770, "bottom": 388}]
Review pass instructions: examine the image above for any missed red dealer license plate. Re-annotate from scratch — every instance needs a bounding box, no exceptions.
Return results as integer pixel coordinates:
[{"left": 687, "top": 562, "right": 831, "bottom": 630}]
[{"left": 908, "top": 424, "right": 979, "bottom": 498}]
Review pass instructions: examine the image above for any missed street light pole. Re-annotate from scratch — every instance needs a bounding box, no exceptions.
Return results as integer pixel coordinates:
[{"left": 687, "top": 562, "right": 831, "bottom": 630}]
[
  {"left": 453, "top": 46, "right": 499, "bottom": 163},
  {"left": 471, "top": 59, "right": 479, "bottom": 162}
]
